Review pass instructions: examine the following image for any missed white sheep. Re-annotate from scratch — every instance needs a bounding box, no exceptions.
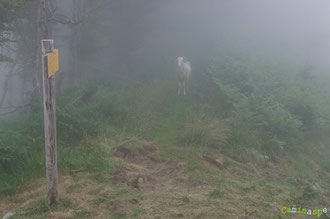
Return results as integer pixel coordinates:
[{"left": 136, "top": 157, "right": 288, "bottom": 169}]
[{"left": 177, "top": 56, "right": 191, "bottom": 95}]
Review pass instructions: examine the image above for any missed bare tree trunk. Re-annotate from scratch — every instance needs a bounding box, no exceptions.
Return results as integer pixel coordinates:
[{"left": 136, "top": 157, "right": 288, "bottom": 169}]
[
  {"left": 42, "top": 40, "right": 58, "bottom": 205},
  {"left": 70, "top": 0, "right": 84, "bottom": 85},
  {"left": 0, "top": 79, "right": 9, "bottom": 108},
  {"left": 70, "top": 34, "right": 78, "bottom": 84},
  {"left": 33, "top": 0, "right": 51, "bottom": 93},
  {"left": 33, "top": 1, "right": 42, "bottom": 93},
  {"left": 0, "top": 63, "right": 16, "bottom": 108},
  {"left": 37, "top": 0, "right": 59, "bottom": 205}
]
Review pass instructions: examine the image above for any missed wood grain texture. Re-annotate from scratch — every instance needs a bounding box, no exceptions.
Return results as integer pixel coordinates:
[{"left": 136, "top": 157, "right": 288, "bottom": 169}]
[{"left": 41, "top": 40, "right": 58, "bottom": 205}]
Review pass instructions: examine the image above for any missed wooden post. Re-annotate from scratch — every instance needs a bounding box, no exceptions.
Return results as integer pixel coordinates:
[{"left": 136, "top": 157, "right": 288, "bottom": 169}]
[{"left": 41, "top": 40, "right": 58, "bottom": 205}]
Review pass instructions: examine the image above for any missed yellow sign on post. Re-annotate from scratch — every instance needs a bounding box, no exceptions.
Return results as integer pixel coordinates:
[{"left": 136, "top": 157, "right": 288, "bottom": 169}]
[{"left": 47, "top": 49, "right": 59, "bottom": 78}]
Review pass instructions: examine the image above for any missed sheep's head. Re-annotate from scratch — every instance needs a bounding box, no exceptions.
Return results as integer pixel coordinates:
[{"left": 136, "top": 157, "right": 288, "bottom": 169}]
[{"left": 177, "top": 56, "right": 187, "bottom": 66}]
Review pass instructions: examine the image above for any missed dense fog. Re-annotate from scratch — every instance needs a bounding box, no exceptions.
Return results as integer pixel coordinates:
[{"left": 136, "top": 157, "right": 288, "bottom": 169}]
[
  {"left": 1, "top": 0, "right": 330, "bottom": 110},
  {"left": 1, "top": 1, "right": 330, "bottom": 217},
  {"left": 52, "top": 0, "right": 330, "bottom": 81}
]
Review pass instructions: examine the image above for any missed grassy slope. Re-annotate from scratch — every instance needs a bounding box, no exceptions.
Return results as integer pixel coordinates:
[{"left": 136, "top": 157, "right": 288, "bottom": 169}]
[{"left": 0, "top": 81, "right": 330, "bottom": 219}]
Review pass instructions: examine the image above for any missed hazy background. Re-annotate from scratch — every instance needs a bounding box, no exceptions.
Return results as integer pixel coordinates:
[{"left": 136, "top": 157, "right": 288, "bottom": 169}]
[
  {"left": 1, "top": 0, "right": 330, "bottom": 113},
  {"left": 54, "top": 0, "right": 330, "bottom": 78},
  {"left": 2, "top": 1, "right": 330, "bottom": 216}
]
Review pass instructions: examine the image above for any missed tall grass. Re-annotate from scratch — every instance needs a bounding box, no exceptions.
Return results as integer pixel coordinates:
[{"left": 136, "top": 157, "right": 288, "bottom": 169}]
[
  {"left": 179, "top": 113, "right": 231, "bottom": 148},
  {"left": 0, "top": 85, "right": 130, "bottom": 195}
]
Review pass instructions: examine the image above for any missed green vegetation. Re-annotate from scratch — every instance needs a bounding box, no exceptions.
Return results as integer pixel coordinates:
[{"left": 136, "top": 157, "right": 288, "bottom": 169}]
[
  {"left": 0, "top": 85, "right": 127, "bottom": 194},
  {"left": 8, "top": 198, "right": 72, "bottom": 218},
  {"left": 1, "top": 52, "right": 330, "bottom": 218},
  {"left": 180, "top": 196, "right": 190, "bottom": 204},
  {"left": 208, "top": 188, "right": 224, "bottom": 199},
  {"left": 210, "top": 53, "right": 330, "bottom": 159},
  {"left": 179, "top": 113, "right": 231, "bottom": 148},
  {"left": 94, "top": 189, "right": 126, "bottom": 206},
  {"left": 72, "top": 210, "right": 92, "bottom": 219}
]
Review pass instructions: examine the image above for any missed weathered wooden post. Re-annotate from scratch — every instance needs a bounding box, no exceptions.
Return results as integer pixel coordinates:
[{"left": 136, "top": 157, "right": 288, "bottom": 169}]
[{"left": 41, "top": 39, "right": 59, "bottom": 205}]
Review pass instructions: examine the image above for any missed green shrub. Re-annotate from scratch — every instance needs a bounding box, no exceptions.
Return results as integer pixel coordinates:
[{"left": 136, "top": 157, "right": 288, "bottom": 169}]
[
  {"left": 0, "top": 131, "right": 30, "bottom": 171},
  {"left": 53, "top": 85, "right": 129, "bottom": 144},
  {"left": 0, "top": 129, "right": 44, "bottom": 195},
  {"left": 209, "top": 53, "right": 324, "bottom": 156}
]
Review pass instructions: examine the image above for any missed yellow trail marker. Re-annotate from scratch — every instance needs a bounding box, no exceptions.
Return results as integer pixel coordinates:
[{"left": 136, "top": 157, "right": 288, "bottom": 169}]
[{"left": 47, "top": 49, "right": 59, "bottom": 78}]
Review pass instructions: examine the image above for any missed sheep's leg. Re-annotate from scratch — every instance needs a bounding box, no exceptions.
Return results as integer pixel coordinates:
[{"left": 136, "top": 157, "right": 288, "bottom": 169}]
[
  {"left": 178, "top": 81, "right": 181, "bottom": 96},
  {"left": 183, "top": 80, "right": 186, "bottom": 95}
]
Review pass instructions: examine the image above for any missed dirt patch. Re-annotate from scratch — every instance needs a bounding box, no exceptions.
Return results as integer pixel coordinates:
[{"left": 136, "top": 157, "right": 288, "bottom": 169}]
[
  {"left": 129, "top": 174, "right": 155, "bottom": 189},
  {"left": 202, "top": 154, "right": 226, "bottom": 169},
  {"left": 2, "top": 140, "right": 285, "bottom": 218},
  {"left": 108, "top": 199, "right": 123, "bottom": 211},
  {"left": 113, "top": 140, "right": 164, "bottom": 165},
  {"left": 112, "top": 140, "right": 184, "bottom": 190},
  {"left": 111, "top": 168, "right": 128, "bottom": 184},
  {"left": 107, "top": 141, "right": 229, "bottom": 217}
]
